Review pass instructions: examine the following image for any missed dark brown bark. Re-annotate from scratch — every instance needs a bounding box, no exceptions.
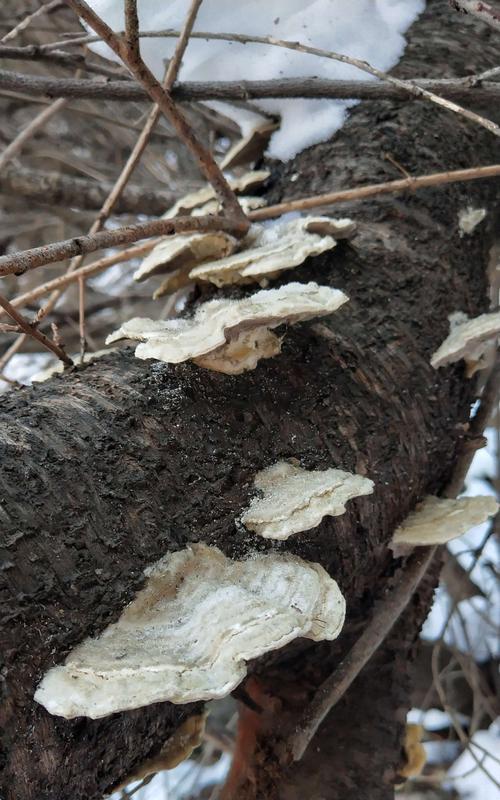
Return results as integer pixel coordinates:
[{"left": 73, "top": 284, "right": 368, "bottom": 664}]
[{"left": 1, "top": 2, "right": 500, "bottom": 799}]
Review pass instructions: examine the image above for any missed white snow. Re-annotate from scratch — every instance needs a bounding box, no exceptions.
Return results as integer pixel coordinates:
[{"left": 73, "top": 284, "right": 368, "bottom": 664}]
[
  {"left": 446, "top": 723, "right": 500, "bottom": 800},
  {"left": 86, "top": 0, "right": 425, "bottom": 160}
]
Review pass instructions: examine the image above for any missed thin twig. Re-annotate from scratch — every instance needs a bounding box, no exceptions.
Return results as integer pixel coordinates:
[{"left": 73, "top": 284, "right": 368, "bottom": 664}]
[
  {"left": 0, "top": 97, "right": 68, "bottom": 171},
  {"left": 2, "top": 162, "right": 500, "bottom": 278},
  {"left": 63, "top": 0, "right": 248, "bottom": 228},
  {"left": 0, "top": 294, "right": 72, "bottom": 366},
  {"left": 76, "top": 0, "right": 204, "bottom": 358},
  {"left": 0, "top": 214, "right": 245, "bottom": 278},
  {"left": 40, "top": 26, "right": 500, "bottom": 137},
  {"left": 0, "top": 0, "right": 61, "bottom": 44},
  {"left": 249, "top": 162, "right": 500, "bottom": 221},
  {"left": 0, "top": 372, "right": 21, "bottom": 387},
  {"left": 290, "top": 547, "right": 437, "bottom": 761},
  {"left": 0, "top": 44, "right": 131, "bottom": 79},
  {"left": 0, "top": 242, "right": 155, "bottom": 316},
  {"left": 450, "top": 0, "right": 500, "bottom": 32},
  {"left": 0, "top": 164, "right": 178, "bottom": 215},
  {"left": 432, "top": 643, "right": 500, "bottom": 790},
  {"left": 0, "top": 334, "right": 27, "bottom": 373}
]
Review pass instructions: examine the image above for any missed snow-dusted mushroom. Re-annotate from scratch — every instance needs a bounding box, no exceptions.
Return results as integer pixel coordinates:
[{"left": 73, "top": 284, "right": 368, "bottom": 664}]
[
  {"left": 431, "top": 310, "right": 500, "bottom": 375},
  {"left": 458, "top": 207, "right": 487, "bottom": 237},
  {"left": 164, "top": 170, "right": 270, "bottom": 219},
  {"left": 220, "top": 121, "right": 278, "bottom": 170},
  {"left": 106, "top": 282, "right": 349, "bottom": 374},
  {"left": 391, "top": 495, "right": 498, "bottom": 549},
  {"left": 241, "top": 461, "right": 374, "bottom": 539},
  {"left": 133, "top": 231, "right": 238, "bottom": 283},
  {"left": 34, "top": 543, "right": 345, "bottom": 719},
  {"left": 190, "top": 216, "right": 356, "bottom": 288}
]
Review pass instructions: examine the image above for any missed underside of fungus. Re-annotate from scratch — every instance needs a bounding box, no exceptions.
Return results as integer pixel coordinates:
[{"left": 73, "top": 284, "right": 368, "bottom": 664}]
[
  {"left": 110, "top": 711, "right": 208, "bottom": 793},
  {"left": 431, "top": 310, "right": 500, "bottom": 375},
  {"left": 219, "top": 121, "right": 278, "bottom": 170},
  {"left": 189, "top": 216, "right": 356, "bottom": 288},
  {"left": 241, "top": 461, "right": 374, "bottom": 539},
  {"left": 34, "top": 543, "right": 345, "bottom": 719},
  {"left": 390, "top": 495, "right": 498, "bottom": 549},
  {"left": 106, "top": 281, "right": 349, "bottom": 374}
]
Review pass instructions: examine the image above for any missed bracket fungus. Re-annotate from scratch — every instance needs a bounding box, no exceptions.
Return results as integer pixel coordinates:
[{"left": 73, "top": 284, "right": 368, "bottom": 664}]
[
  {"left": 390, "top": 495, "right": 498, "bottom": 549},
  {"left": 189, "top": 216, "right": 356, "bottom": 288},
  {"left": 219, "top": 121, "right": 279, "bottom": 170},
  {"left": 164, "top": 170, "right": 270, "bottom": 219},
  {"left": 431, "top": 310, "right": 500, "bottom": 376},
  {"left": 240, "top": 461, "right": 374, "bottom": 539},
  {"left": 133, "top": 231, "right": 238, "bottom": 284},
  {"left": 106, "top": 281, "right": 349, "bottom": 374},
  {"left": 458, "top": 206, "right": 487, "bottom": 237},
  {"left": 34, "top": 544, "right": 345, "bottom": 719}
]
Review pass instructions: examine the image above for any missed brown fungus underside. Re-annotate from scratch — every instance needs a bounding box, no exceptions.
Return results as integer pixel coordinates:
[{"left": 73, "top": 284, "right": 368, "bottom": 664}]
[{"left": 1, "top": 2, "right": 500, "bottom": 799}]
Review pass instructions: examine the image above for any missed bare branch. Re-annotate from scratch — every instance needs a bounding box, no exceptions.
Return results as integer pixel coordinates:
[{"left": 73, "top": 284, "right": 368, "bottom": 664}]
[
  {"left": 290, "top": 546, "right": 437, "bottom": 761},
  {"left": 0, "top": 165, "right": 178, "bottom": 214},
  {"left": 63, "top": 0, "right": 248, "bottom": 228},
  {"left": 37, "top": 25, "right": 500, "bottom": 137},
  {"left": 1, "top": 70, "right": 500, "bottom": 104},
  {"left": 0, "top": 97, "right": 68, "bottom": 171},
  {"left": 0, "top": 214, "right": 246, "bottom": 278},
  {"left": 250, "top": 163, "right": 500, "bottom": 220},
  {"left": 0, "top": 242, "right": 156, "bottom": 316},
  {"left": 2, "top": 163, "right": 500, "bottom": 279},
  {"left": 0, "top": 1, "right": 61, "bottom": 44},
  {"left": 0, "top": 294, "right": 73, "bottom": 366},
  {"left": 450, "top": 0, "right": 500, "bottom": 32}
]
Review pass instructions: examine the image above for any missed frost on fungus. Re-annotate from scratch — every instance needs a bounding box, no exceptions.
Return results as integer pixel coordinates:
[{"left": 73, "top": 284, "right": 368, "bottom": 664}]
[
  {"left": 34, "top": 544, "right": 345, "bottom": 719},
  {"left": 106, "top": 282, "right": 349, "bottom": 374},
  {"left": 189, "top": 216, "right": 356, "bottom": 288},
  {"left": 134, "top": 214, "right": 354, "bottom": 297},
  {"left": 241, "top": 461, "right": 374, "bottom": 539}
]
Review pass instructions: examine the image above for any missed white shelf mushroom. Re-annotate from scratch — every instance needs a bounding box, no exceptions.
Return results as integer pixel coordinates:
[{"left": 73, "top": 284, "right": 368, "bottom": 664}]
[
  {"left": 106, "top": 281, "right": 349, "bottom": 374},
  {"left": 431, "top": 310, "right": 500, "bottom": 376},
  {"left": 189, "top": 216, "right": 356, "bottom": 288},
  {"left": 34, "top": 544, "right": 345, "bottom": 719},
  {"left": 390, "top": 495, "right": 498, "bottom": 549},
  {"left": 241, "top": 461, "right": 374, "bottom": 539}
]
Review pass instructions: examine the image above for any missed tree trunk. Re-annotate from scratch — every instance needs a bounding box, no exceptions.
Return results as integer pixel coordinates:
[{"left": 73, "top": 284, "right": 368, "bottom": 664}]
[{"left": 1, "top": 2, "right": 499, "bottom": 798}]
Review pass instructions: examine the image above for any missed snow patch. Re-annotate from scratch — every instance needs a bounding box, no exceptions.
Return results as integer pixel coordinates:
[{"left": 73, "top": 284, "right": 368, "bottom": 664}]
[{"left": 86, "top": 0, "right": 425, "bottom": 160}]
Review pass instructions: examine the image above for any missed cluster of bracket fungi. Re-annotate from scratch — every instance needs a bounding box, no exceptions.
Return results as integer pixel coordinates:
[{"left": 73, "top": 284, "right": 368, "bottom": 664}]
[{"left": 35, "top": 169, "right": 498, "bottom": 782}]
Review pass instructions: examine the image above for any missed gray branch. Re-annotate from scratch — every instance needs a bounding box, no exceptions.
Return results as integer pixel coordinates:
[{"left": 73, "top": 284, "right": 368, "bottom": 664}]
[{"left": 0, "top": 69, "right": 498, "bottom": 103}]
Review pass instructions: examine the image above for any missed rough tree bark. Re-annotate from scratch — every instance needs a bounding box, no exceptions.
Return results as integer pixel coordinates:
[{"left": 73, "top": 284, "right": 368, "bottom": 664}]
[{"left": 1, "top": 2, "right": 499, "bottom": 799}]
